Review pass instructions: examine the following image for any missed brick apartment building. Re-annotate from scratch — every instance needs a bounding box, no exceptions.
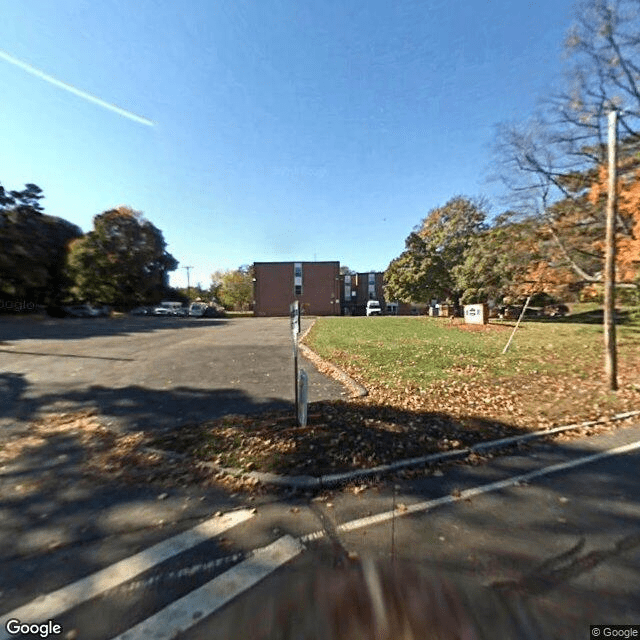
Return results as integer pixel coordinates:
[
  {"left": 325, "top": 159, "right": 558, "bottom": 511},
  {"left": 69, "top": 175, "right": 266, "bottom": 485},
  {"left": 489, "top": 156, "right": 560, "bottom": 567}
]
[
  {"left": 253, "top": 261, "right": 427, "bottom": 316},
  {"left": 253, "top": 261, "right": 340, "bottom": 316},
  {"left": 340, "top": 272, "right": 386, "bottom": 315}
]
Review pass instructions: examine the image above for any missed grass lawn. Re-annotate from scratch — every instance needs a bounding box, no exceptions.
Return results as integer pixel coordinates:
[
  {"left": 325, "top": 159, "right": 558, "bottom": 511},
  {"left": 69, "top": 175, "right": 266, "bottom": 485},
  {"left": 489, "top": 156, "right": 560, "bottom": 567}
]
[{"left": 304, "top": 305, "right": 640, "bottom": 429}]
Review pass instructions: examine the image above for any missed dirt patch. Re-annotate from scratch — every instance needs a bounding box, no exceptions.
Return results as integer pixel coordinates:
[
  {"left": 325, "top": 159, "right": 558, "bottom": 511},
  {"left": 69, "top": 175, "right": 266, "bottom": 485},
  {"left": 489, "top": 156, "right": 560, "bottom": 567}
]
[
  {"left": 147, "top": 402, "right": 521, "bottom": 477},
  {"left": 418, "top": 317, "right": 514, "bottom": 332},
  {"left": 0, "top": 410, "right": 111, "bottom": 464},
  {"left": 450, "top": 321, "right": 513, "bottom": 332}
]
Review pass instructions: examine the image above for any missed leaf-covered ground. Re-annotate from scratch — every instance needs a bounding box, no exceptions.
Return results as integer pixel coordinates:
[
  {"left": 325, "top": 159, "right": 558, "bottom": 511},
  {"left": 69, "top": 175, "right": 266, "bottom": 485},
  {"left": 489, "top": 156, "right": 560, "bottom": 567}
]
[
  {"left": 148, "top": 402, "right": 523, "bottom": 476},
  {"left": 304, "top": 311, "right": 640, "bottom": 430}
]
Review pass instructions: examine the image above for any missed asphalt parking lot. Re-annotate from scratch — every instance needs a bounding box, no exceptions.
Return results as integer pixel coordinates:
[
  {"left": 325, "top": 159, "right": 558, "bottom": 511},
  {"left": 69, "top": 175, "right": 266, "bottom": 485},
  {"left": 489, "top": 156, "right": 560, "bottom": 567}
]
[{"left": 0, "top": 315, "right": 346, "bottom": 433}]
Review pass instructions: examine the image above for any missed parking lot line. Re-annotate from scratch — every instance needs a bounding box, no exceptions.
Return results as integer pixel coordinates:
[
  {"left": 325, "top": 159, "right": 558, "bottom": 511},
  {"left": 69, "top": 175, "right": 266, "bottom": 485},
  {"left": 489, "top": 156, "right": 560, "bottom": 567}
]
[
  {"left": 299, "top": 437, "right": 640, "bottom": 543},
  {"left": 0, "top": 509, "right": 255, "bottom": 636},
  {"left": 110, "top": 536, "right": 304, "bottom": 640}
]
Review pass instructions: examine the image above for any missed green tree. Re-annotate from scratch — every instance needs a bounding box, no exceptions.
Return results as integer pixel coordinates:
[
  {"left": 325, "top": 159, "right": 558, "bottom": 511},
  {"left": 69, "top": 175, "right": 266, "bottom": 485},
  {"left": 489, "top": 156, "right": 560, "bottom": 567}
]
[
  {"left": 211, "top": 265, "right": 254, "bottom": 311},
  {"left": 384, "top": 196, "right": 488, "bottom": 304},
  {"left": 452, "top": 215, "right": 542, "bottom": 303},
  {"left": 174, "top": 285, "right": 207, "bottom": 303},
  {"left": 9, "top": 183, "right": 45, "bottom": 214},
  {"left": 0, "top": 182, "right": 82, "bottom": 304},
  {"left": 66, "top": 206, "right": 177, "bottom": 308}
]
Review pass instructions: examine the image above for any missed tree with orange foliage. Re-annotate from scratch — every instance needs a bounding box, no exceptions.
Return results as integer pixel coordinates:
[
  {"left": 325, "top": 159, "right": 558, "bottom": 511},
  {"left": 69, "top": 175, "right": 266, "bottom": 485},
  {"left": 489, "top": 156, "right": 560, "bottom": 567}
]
[
  {"left": 492, "top": 0, "right": 640, "bottom": 299},
  {"left": 589, "top": 147, "right": 640, "bottom": 285}
]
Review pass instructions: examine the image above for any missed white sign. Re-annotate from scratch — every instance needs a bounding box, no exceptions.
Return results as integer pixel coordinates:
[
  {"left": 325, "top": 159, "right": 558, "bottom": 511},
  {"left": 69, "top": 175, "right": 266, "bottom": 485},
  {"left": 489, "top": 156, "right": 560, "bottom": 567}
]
[
  {"left": 298, "top": 368, "right": 308, "bottom": 427},
  {"left": 290, "top": 300, "right": 300, "bottom": 339},
  {"left": 464, "top": 304, "right": 488, "bottom": 325}
]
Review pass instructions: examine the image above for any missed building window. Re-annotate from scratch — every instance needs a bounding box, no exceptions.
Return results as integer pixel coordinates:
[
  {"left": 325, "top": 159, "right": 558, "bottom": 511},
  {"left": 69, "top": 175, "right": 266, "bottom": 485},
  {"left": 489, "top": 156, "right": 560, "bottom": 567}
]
[
  {"left": 294, "top": 262, "right": 302, "bottom": 295},
  {"left": 368, "top": 272, "right": 376, "bottom": 297}
]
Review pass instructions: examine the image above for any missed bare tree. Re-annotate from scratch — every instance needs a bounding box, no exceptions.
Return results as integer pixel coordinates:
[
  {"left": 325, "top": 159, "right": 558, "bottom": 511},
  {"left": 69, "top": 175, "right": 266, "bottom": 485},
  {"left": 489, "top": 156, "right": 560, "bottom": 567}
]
[{"left": 491, "top": 0, "right": 640, "bottom": 285}]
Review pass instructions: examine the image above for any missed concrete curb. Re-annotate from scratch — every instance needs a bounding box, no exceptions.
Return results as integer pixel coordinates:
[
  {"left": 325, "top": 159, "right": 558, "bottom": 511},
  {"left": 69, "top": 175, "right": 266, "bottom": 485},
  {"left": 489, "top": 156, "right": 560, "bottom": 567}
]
[
  {"left": 298, "top": 318, "right": 368, "bottom": 399},
  {"left": 150, "top": 410, "right": 640, "bottom": 490}
]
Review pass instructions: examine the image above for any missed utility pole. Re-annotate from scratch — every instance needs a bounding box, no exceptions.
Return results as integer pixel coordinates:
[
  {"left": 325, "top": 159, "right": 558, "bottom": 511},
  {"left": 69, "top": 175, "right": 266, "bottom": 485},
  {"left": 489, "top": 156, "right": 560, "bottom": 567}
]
[
  {"left": 604, "top": 110, "right": 618, "bottom": 391},
  {"left": 184, "top": 266, "right": 194, "bottom": 300}
]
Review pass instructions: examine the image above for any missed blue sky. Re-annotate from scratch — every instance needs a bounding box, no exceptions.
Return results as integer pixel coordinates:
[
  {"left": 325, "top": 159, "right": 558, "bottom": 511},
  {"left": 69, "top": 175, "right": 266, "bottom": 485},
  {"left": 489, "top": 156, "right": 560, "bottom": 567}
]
[{"left": 0, "top": 0, "right": 576, "bottom": 290}]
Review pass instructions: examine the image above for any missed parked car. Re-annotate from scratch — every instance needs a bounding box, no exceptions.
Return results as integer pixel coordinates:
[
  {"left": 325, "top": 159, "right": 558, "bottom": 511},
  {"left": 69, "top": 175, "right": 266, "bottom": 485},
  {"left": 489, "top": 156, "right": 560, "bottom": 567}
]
[
  {"left": 498, "top": 305, "right": 545, "bottom": 319},
  {"left": 153, "top": 306, "right": 173, "bottom": 316},
  {"left": 543, "top": 304, "right": 570, "bottom": 317},
  {"left": 498, "top": 306, "right": 521, "bottom": 319},
  {"left": 203, "top": 303, "right": 225, "bottom": 317},
  {"left": 189, "top": 302, "right": 207, "bottom": 317},
  {"left": 173, "top": 307, "right": 189, "bottom": 317},
  {"left": 130, "top": 306, "right": 151, "bottom": 316},
  {"left": 64, "top": 304, "right": 97, "bottom": 318},
  {"left": 366, "top": 300, "right": 382, "bottom": 316},
  {"left": 86, "top": 304, "right": 110, "bottom": 317}
]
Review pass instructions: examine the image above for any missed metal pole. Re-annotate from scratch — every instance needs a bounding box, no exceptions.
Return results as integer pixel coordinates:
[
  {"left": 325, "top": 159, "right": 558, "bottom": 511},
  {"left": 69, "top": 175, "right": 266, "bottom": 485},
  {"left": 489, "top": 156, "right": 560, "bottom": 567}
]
[
  {"left": 502, "top": 294, "right": 532, "bottom": 354},
  {"left": 604, "top": 110, "right": 618, "bottom": 391},
  {"left": 184, "top": 266, "right": 193, "bottom": 299},
  {"left": 291, "top": 301, "right": 300, "bottom": 425},
  {"left": 294, "top": 344, "right": 299, "bottom": 425}
]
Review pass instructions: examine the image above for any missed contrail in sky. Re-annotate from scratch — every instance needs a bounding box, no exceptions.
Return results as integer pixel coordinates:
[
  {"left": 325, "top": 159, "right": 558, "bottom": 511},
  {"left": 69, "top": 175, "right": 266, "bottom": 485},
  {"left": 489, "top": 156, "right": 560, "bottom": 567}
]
[{"left": 0, "top": 48, "right": 155, "bottom": 127}]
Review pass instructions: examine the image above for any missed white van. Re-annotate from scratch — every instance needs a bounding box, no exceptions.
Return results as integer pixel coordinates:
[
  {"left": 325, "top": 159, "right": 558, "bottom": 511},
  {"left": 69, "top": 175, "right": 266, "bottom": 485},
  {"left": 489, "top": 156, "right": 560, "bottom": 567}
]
[
  {"left": 189, "top": 302, "right": 207, "bottom": 317},
  {"left": 366, "top": 300, "right": 382, "bottom": 316}
]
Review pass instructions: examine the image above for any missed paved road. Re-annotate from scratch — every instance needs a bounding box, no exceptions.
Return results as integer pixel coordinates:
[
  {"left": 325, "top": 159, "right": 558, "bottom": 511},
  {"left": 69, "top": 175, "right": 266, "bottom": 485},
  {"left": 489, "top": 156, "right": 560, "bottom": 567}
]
[
  {"left": 0, "top": 315, "right": 346, "bottom": 433},
  {"left": 1, "top": 423, "right": 639, "bottom": 639}
]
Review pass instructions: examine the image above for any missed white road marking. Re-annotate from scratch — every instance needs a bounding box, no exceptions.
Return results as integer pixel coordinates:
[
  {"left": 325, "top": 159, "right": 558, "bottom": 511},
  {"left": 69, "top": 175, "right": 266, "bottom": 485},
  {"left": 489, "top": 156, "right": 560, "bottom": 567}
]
[
  {"left": 111, "top": 535, "right": 304, "bottom": 640},
  {"left": 115, "top": 553, "right": 247, "bottom": 594},
  {"left": 0, "top": 509, "right": 254, "bottom": 635},
  {"left": 301, "top": 438, "right": 640, "bottom": 541},
  {"left": 4, "top": 433, "right": 639, "bottom": 638}
]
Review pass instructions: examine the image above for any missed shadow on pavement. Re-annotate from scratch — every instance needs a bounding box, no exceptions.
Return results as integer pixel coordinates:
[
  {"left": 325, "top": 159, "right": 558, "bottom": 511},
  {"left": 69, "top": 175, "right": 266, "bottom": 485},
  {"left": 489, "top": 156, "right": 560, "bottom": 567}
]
[
  {"left": 0, "top": 373, "right": 28, "bottom": 418},
  {"left": 1, "top": 372, "right": 294, "bottom": 432},
  {"left": 348, "top": 435, "right": 640, "bottom": 629},
  {"left": 0, "top": 348, "right": 135, "bottom": 361},
  {"left": 0, "top": 315, "right": 227, "bottom": 342}
]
